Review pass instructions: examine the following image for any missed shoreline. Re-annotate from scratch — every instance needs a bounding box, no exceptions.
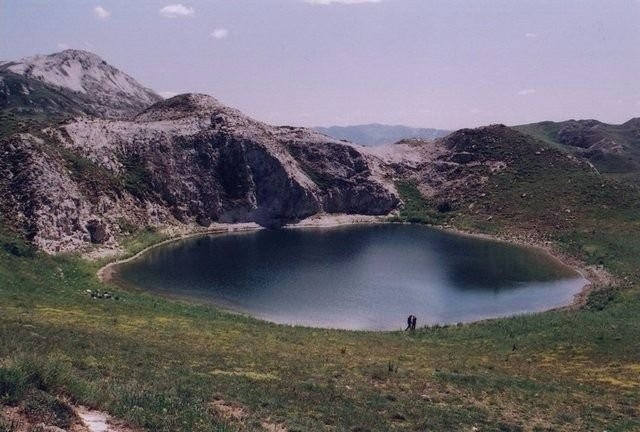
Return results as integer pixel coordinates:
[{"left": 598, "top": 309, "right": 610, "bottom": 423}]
[
  {"left": 95, "top": 213, "right": 611, "bottom": 319},
  {"left": 96, "top": 214, "right": 387, "bottom": 283},
  {"left": 96, "top": 222, "right": 263, "bottom": 283},
  {"left": 437, "top": 225, "right": 615, "bottom": 309}
]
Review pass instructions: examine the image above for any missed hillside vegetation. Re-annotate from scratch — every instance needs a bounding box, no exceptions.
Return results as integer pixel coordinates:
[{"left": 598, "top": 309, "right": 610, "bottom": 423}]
[
  {"left": 515, "top": 118, "right": 640, "bottom": 185},
  {"left": 1, "top": 49, "right": 639, "bottom": 431},
  {"left": 2, "top": 125, "right": 639, "bottom": 431}
]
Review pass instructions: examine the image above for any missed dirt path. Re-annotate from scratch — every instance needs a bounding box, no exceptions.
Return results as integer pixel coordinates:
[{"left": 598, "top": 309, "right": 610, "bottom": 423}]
[
  {"left": 1, "top": 405, "right": 136, "bottom": 432},
  {"left": 76, "top": 406, "right": 139, "bottom": 432}
]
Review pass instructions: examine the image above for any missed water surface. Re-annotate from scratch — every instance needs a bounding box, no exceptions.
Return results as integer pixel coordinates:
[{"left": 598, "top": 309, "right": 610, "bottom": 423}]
[{"left": 115, "top": 224, "right": 586, "bottom": 330}]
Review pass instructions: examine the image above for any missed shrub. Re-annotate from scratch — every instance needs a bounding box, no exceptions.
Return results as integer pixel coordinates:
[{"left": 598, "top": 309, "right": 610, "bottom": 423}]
[
  {"left": 2, "top": 240, "right": 35, "bottom": 258},
  {"left": 585, "top": 286, "right": 618, "bottom": 311},
  {"left": 0, "top": 366, "right": 27, "bottom": 405},
  {"left": 436, "top": 200, "right": 452, "bottom": 213},
  {"left": 0, "top": 419, "right": 20, "bottom": 432}
]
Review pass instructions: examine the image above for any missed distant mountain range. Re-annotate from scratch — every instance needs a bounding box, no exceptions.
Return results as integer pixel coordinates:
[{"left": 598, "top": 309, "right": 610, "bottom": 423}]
[{"left": 314, "top": 124, "right": 451, "bottom": 146}]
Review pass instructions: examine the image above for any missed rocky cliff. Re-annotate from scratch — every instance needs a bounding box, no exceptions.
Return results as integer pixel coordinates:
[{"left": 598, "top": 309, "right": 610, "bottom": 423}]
[
  {"left": 1, "top": 49, "right": 628, "bottom": 254},
  {"left": 0, "top": 94, "right": 400, "bottom": 252}
]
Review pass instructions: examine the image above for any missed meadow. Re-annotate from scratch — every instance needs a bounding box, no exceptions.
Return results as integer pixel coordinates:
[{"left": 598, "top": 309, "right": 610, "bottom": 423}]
[{"left": 1, "top": 179, "right": 639, "bottom": 431}]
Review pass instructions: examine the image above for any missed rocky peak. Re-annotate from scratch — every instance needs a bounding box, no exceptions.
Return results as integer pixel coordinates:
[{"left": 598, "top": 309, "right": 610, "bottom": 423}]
[
  {"left": 442, "top": 124, "right": 508, "bottom": 151},
  {"left": 135, "top": 93, "right": 234, "bottom": 122},
  {"left": 622, "top": 117, "right": 640, "bottom": 129},
  {"left": 0, "top": 49, "right": 161, "bottom": 118}
]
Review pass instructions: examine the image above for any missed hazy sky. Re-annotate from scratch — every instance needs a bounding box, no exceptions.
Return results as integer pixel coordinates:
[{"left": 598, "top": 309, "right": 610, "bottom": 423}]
[{"left": 1, "top": 0, "right": 639, "bottom": 129}]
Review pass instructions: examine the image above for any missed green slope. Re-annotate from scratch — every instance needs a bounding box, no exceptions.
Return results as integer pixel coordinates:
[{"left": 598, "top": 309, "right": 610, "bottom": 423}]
[
  {"left": 514, "top": 118, "right": 640, "bottom": 184},
  {"left": 1, "top": 126, "right": 639, "bottom": 431},
  {"left": 0, "top": 71, "right": 85, "bottom": 139}
]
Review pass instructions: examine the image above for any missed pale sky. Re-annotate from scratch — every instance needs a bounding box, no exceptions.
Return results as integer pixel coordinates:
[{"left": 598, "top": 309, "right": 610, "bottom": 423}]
[{"left": 1, "top": 0, "right": 639, "bottom": 129}]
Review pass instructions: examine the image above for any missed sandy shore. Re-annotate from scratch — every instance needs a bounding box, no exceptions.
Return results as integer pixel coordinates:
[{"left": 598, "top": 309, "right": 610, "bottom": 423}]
[
  {"left": 94, "top": 213, "right": 613, "bottom": 311},
  {"left": 285, "top": 213, "right": 388, "bottom": 228}
]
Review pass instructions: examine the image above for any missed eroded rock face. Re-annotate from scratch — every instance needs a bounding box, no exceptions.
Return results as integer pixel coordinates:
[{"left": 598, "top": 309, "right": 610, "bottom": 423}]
[
  {"left": 0, "top": 94, "right": 400, "bottom": 252},
  {"left": 86, "top": 219, "right": 108, "bottom": 244},
  {"left": 286, "top": 140, "right": 399, "bottom": 215},
  {"left": 0, "top": 133, "right": 152, "bottom": 251}
]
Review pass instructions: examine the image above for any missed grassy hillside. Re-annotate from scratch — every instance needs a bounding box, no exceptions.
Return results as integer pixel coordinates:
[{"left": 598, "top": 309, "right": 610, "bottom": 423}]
[
  {"left": 515, "top": 119, "right": 640, "bottom": 185},
  {"left": 1, "top": 222, "right": 639, "bottom": 432},
  {"left": 0, "top": 111, "right": 65, "bottom": 140},
  {"left": 1, "top": 127, "right": 640, "bottom": 431}
]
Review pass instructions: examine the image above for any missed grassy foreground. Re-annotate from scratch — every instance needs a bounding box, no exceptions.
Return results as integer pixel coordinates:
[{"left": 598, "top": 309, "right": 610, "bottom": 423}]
[{"left": 1, "top": 199, "right": 640, "bottom": 430}]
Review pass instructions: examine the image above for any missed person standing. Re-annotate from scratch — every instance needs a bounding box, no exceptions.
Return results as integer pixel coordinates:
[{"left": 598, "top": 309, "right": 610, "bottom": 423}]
[
  {"left": 411, "top": 315, "right": 417, "bottom": 331},
  {"left": 405, "top": 314, "right": 416, "bottom": 331}
]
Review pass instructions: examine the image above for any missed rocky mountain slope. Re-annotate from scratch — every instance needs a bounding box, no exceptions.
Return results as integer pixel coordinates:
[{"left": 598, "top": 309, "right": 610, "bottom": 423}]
[
  {"left": 1, "top": 49, "right": 635, "bottom": 255},
  {"left": 0, "top": 94, "right": 399, "bottom": 252},
  {"left": 374, "top": 125, "right": 606, "bottom": 228},
  {"left": 0, "top": 95, "right": 621, "bottom": 254},
  {"left": 0, "top": 49, "right": 162, "bottom": 119},
  {"left": 515, "top": 118, "right": 640, "bottom": 184},
  {"left": 315, "top": 123, "right": 450, "bottom": 146}
]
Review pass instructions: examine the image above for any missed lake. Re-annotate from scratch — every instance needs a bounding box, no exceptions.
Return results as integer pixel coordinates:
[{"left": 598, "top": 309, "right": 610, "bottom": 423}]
[{"left": 114, "top": 224, "right": 587, "bottom": 330}]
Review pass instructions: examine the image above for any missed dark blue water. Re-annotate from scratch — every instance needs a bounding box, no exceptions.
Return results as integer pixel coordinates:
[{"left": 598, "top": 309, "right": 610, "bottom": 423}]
[{"left": 115, "top": 224, "right": 586, "bottom": 330}]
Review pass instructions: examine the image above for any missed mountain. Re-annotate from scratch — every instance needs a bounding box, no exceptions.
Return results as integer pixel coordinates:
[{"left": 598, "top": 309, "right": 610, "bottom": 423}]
[
  {"left": 0, "top": 94, "right": 399, "bottom": 252},
  {"left": 0, "top": 49, "right": 162, "bottom": 120},
  {"left": 373, "top": 124, "right": 617, "bottom": 229},
  {"left": 314, "top": 123, "right": 450, "bottom": 146},
  {"left": 0, "top": 49, "right": 634, "bottom": 255},
  {"left": 2, "top": 50, "right": 640, "bottom": 432},
  {"left": 1, "top": 98, "right": 611, "bottom": 253},
  {"left": 514, "top": 118, "right": 640, "bottom": 184}
]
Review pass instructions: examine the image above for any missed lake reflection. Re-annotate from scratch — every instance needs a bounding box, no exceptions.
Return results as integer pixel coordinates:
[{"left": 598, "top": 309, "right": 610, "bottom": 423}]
[{"left": 115, "top": 224, "right": 586, "bottom": 330}]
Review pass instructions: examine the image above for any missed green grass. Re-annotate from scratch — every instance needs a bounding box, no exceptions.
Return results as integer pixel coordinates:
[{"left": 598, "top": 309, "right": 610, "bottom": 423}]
[
  {"left": 515, "top": 120, "right": 640, "bottom": 185},
  {"left": 120, "top": 153, "right": 156, "bottom": 200},
  {"left": 120, "top": 225, "right": 170, "bottom": 256},
  {"left": 1, "top": 128, "right": 640, "bottom": 430},
  {"left": 0, "top": 111, "right": 63, "bottom": 140},
  {"left": 392, "top": 181, "right": 450, "bottom": 224},
  {"left": 1, "top": 205, "right": 639, "bottom": 431}
]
